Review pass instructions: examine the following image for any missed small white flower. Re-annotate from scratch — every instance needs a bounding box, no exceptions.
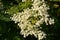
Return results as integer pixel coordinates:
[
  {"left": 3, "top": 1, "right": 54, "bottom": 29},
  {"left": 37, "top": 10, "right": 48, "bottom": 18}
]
[
  {"left": 22, "top": 0, "right": 26, "bottom": 2},
  {"left": 49, "top": 18, "right": 54, "bottom": 25},
  {"left": 38, "top": 32, "right": 46, "bottom": 40}
]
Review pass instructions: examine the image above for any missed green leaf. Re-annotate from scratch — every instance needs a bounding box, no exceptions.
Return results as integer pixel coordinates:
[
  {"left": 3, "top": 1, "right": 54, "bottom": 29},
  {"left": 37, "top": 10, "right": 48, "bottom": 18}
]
[
  {"left": 0, "top": 14, "right": 11, "bottom": 22},
  {"left": 6, "top": 6, "right": 19, "bottom": 15},
  {"left": 5, "top": 1, "right": 32, "bottom": 15},
  {"left": 18, "top": 2, "right": 32, "bottom": 11}
]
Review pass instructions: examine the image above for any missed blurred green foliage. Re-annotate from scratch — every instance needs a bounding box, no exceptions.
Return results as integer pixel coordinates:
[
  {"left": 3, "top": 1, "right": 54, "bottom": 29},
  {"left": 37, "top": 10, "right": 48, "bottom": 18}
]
[
  {"left": 0, "top": 0, "right": 60, "bottom": 40},
  {"left": 0, "top": 13, "right": 11, "bottom": 22},
  {"left": 5, "top": 2, "right": 32, "bottom": 15}
]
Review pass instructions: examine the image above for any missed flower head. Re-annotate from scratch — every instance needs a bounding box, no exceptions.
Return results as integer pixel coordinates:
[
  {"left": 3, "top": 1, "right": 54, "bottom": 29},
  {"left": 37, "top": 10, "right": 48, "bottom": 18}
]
[{"left": 11, "top": 0, "right": 54, "bottom": 40}]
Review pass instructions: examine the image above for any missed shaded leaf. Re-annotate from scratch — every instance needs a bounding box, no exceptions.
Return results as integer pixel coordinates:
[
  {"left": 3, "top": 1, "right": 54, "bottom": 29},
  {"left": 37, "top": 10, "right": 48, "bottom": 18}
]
[{"left": 0, "top": 14, "right": 11, "bottom": 22}]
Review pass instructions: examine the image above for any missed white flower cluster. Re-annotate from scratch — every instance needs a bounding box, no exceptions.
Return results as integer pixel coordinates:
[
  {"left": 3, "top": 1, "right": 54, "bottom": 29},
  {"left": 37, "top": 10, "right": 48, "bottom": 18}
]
[{"left": 11, "top": 0, "right": 54, "bottom": 40}]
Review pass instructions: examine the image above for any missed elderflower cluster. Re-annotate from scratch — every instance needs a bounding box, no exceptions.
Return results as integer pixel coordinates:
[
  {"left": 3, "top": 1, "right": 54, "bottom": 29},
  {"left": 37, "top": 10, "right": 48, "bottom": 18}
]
[{"left": 11, "top": 0, "right": 54, "bottom": 40}]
